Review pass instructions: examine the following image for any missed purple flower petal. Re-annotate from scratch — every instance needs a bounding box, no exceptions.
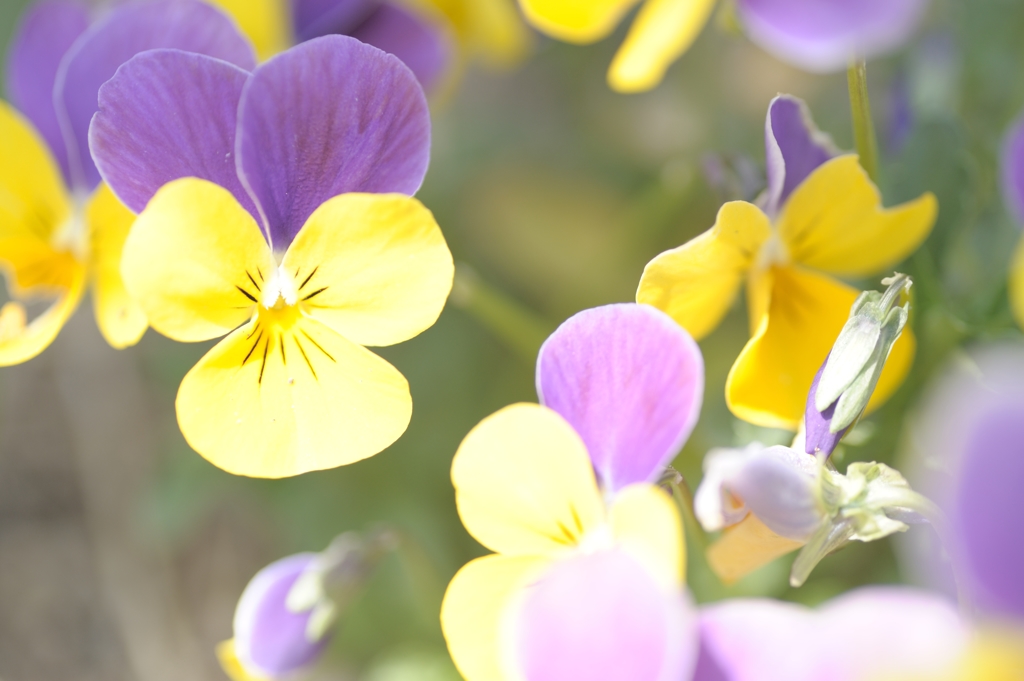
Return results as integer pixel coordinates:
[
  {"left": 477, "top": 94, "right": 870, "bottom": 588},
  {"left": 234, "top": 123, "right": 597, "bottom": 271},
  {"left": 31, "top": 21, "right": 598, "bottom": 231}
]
[
  {"left": 90, "top": 50, "right": 258, "bottom": 220},
  {"left": 292, "top": 0, "right": 379, "bottom": 42},
  {"left": 736, "top": 0, "right": 930, "bottom": 73},
  {"left": 234, "top": 553, "right": 332, "bottom": 677},
  {"left": 350, "top": 2, "right": 452, "bottom": 92},
  {"left": 728, "top": 446, "right": 821, "bottom": 541},
  {"left": 55, "top": 0, "right": 257, "bottom": 192},
  {"left": 536, "top": 304, "right": 704, "bottom": 494},
  {"left": 763, "top": 95, "right": 836, "bottom": 217},
  {"left": 803, "top": 357, "right": 850, "bottom": 457},
  {"left": 5, "top": 0, "right": 89, "bottom": 185},
  {"left": 1001, "top": 113, "right": 1024, "bottom": 224},
  {"left": 514, "top": 550, "right": 697, "bottom": 681},
  {"left": 236, "top": 35, "right": 431, "bottom": 251}
]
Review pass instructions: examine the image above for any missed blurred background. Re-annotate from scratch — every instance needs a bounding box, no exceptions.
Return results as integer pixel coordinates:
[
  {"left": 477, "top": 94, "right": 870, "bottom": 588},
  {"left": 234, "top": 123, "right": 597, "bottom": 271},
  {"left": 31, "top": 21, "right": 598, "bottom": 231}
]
[{"left": 2, "top": 0, "right": 1024, "bottom": 679}]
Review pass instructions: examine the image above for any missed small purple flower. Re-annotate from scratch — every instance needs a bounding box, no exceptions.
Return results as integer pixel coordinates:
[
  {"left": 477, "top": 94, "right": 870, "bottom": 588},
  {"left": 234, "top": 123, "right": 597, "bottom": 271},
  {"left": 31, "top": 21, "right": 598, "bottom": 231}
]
[
  {"left": 804, "top": 357, "right": 851, "bottom": 457},
  {"left": 735, "top": 0, "right": 931, "bottom": 73},
  {"left": 536, "top": 303, "right": 705, "bottom": 495}
]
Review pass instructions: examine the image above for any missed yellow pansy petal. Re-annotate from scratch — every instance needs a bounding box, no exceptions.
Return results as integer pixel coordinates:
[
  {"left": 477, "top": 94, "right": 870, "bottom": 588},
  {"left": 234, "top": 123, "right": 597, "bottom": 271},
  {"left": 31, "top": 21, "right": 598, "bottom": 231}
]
[
  {"left": 1010, "top": 237, "right": 1024, "bottom": 332},
  {"left": 121, "top": 178, "right": 273, "bottom": 342},
  {"left": 0, "top": 263, "right": 86, "bottom": 366},
  {"left": 86, "top": 182, "right": 147, "bottom": 349},
  {"left": 282, "top": 193, "right": 453, "bottom": 347},
  {"left": 610, "top": 484, "right": 685, "bottom": 586},
  {"left": 216, "top": 640, "right": 270, "bottom": 681},
  {"left": 706, "top": 514, "right": 804, "bottom": 585},
  {"left": 206, "top": 0, "right": 292, "bottom": 60},
  {"left": 452, "top": 403, "right": 606, "bottom": 556},
  {"left": 608, "top": 0, "right": 717, "bottom": 93},
  {"left": 518, "top": 0, "right": 640, "bottom": 43},
  {"left": 778, "top": 155, "right": 937, "bottom": 277},
  {"left": 441, "top": 554, "right": 549, "bottom": 681},
  {"left": 177, "top": 313, "right": 411, "bottom": 478},
  {"left": 727, "top": 265, "right": 915, "bottom": 429},
  {"left": 425, "top": 0, "right": 531, "bottom": 67},
  {"left": 637, "top": 201, "right": 772, "bottom": 341}
]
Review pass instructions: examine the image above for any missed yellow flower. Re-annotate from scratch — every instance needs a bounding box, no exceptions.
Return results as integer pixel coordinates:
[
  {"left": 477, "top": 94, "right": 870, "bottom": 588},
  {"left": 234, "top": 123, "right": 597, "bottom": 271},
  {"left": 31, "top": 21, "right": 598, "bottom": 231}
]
[
  {"left": 440, "top": 403, "right": 684, "bottom": 680},
  {"left": 0, "top": 102, "right": 142, "bottom": 367},
  {"left": 638, "top": 154, "right": 936, "bottom": 429},
  {"left": 517, "top": 0, "right": 717, "bottom": 92}
]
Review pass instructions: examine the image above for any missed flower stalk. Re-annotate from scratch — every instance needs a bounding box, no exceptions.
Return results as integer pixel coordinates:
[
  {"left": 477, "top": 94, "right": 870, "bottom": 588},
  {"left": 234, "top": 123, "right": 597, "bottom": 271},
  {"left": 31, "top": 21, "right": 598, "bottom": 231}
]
[{"left": 847, "top": 59, "right": 880, "bottom": 183}]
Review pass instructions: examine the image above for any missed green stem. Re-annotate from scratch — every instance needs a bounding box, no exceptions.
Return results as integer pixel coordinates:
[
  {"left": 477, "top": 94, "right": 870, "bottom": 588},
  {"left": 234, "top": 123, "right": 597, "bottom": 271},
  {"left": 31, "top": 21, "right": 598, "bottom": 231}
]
[
  {"left": 847, "top": 60, "right": 880, "bottom": 183},
  {"left": 449, "top": 263, "right": 553, "bottom": 365}
]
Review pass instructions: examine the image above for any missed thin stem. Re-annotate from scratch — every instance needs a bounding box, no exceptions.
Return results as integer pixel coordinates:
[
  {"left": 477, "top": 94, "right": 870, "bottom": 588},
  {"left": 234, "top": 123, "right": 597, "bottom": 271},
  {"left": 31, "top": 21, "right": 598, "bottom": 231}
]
[
  {"left": 847, "top": 60, "right": 880, "bottom": 184},
  {"left": 449, "top": 263, "right": 553, "bottom": 365}
]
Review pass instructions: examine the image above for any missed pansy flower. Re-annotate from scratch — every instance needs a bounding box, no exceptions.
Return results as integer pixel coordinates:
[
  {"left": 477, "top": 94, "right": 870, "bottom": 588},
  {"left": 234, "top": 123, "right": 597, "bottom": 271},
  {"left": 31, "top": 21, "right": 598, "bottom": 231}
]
[
  {"left": 440, "top": 303, "right": 704, "bottom": 680},
  {"left": 0, "top": 0, "right": 255, "bottom": 366},
  {"left": 638, "top": 95, "right": 936, "bottom": 429},
  {"left": 517, "top": 0, "right": 928, "bottom": 92},
  {"left": 89, "top": 36, "right": 453, "bottom": 478},
  {"left": 999, "top": 113, "right": 1024, "bottom": 331},
  {"left": 209, "top": 0, "right": 529, "bottom": 90}
]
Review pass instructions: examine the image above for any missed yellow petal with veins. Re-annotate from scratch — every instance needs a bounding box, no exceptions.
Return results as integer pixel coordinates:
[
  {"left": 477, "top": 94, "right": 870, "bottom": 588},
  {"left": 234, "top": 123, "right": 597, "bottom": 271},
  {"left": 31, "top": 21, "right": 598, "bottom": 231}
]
[
  {"left": 452, "top": 403, "right": 606, "bottom": 556},
  {"left": 216, "top": 640, "right": 271, "bottom": 681},
  {"left": 778, "top": 155, "right": 937, "bottom": 277},
  {"left": 518, "top": 0, "right": 640, "bottom": 43},
  {"left": 0, "top": 262, "right": 86, "bottom": 366},
  {"left": 121, "top": 178, "right": 272, "bottom": 343},
  {"left": 177, "top": 312, "right": 411, "bottom": 478},
  {"left": 441, "top": 554, "right": 549, "bottom": 681},
  {"left": 637, "top": 201, "right": 772, "bottom": 341},
  {"left": 608, "top": 0, "right": 718, "bottom": 93},
  {"left": 86, "top": 182, "right": 147, "bottom": 349},
  {"left": 205, "top": 0, "right": 291, "bottom": 61},
  {"left": 726, "top": 265, "right": 915, "bottom": 429},
  {"left": 282, "top": 193, "right": 453, "bottom": 348},
  {"left": 610, "top": 484, "right": 685, "bottom": 587}
]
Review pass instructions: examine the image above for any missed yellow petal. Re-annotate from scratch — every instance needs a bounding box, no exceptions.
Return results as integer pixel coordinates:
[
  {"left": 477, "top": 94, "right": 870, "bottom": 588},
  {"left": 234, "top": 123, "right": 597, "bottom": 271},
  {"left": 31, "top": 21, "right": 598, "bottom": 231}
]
[
  {"left": 608, "top": 0, "right": 717, "bottom": 93},
  {"left": 205, "top": 0, "right": 292, "bottom": 60},
  {"left": 86, "top": 182, "right": 147, "bottom": 349},
  {"left": 778, "top": 155, "right": 937, "bottom": 277},
  {"left": 121, "top": 178, "right": 272, "bottom": 342},
  {"left": 441, "top": 554, "right": 549, "bottom": 681},
  {"left": 176, "top": 312, "right": 411, "bottom": 478},
  {"left": 706, "top": 514, "right": 804, "bottom": 585},
  {"left": 637, "top": 201, "right": 771, "bottom": 341},
  {"left": 517, "top": 0, "right": 640, "bottom": 43},
  {"left": 424, "top": 0, "right": 532, "bottom": 67},
  {"left": 452, "top": 403, "right": 605, "bottom": 556},
  {"left": 282, "top": 193, "right": 453, "bottom": 347},
  {"left": 1010, "top": 236, "right": 1024, "bottom": 332},
  {"left": 610, "top": 484, "right": 685, "bottom": 587},
  {"left": 216, "top": 640, "right": 271, "bottom": 681},
  {"left": 726, "top": 265, "right": 915, "bottom": 429},
  {"left": 0, "top": 263, "right": 86, "bottom": 366}
]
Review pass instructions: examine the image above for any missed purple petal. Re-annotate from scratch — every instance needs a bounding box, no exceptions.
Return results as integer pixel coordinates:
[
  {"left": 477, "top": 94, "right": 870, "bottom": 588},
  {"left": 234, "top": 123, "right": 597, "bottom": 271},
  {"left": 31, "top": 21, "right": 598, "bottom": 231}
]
[
  {"left": 737, "top": 0, "right": 930, "bottom": 73},
  {"left": 536, "top": 304, "right": 704, "bottom": 494},
  {"left": 803, "top": 357, "right": 850, "bottom": 457},
  {"left": 350, "top": 3, "right": 452, "bottom": 92},
  {"left": 292, "top": 0, "right": 379, "bottom": 41},
  {"left": 236, "top": 35, "right": 431, "bottom": 251},
  {"left": 5, "top": 0, "right": 89, "bottom": 185},
  {"left": 763, "top": 95, "right": 835, "bottom": 217},
  {"left": 234, "top": 553, "right": 331, "bottom": 677},
  {"left": 90, "top": 50, "right": 258, "bottom": 219},
  {"left": 55, "top": 0, "right": 257, "bottom": 193},
  {"left": 728, "top": 446, "right": 822, "bottom": 541},
  {"left": 1001, "top": 113, "right": 1024, "bottom": 224},
  {"left": 515, "top": 550, "right": 696, "bottom": 681}
]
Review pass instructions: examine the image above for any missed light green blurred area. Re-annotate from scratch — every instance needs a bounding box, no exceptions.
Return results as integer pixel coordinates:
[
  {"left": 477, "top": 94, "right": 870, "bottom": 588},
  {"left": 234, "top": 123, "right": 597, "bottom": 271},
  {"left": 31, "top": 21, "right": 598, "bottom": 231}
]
[{"left": 2, "top": 0, "right": 1024, "bottom": 679}]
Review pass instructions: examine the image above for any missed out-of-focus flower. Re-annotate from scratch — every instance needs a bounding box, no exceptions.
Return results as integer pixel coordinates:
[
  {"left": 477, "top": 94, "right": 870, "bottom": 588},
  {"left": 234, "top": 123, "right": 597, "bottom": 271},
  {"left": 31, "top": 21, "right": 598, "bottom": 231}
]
[
  {"left": 908, "top": 345, "right": 1024, "bottom": 622},
  {"left": 695, "top": 443, "right": 936, "bottom": 585},
  {"left": 440, "top": 303, "right": 703, "bottom": 681},
  {"left": 735, "top": 0, "right": 931, "bottom": 74},
  {"left": 218, "top": 531, "right": 394, "bottom": 680},
  {"left": 209, "top": 0, "right": 529, "bottom": 90},
  {"left": 0, "top": 0, "right": 254, "bottom": 366},
  {"left": 639, "top": 95, "right": 936, "bottom": 429},
  {"left": 999, "top": 115, "right": 1024, "bottom": 330},
  {"left": 90, "top": 36, "right": 453, "bottom": 478}
]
